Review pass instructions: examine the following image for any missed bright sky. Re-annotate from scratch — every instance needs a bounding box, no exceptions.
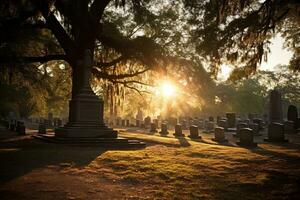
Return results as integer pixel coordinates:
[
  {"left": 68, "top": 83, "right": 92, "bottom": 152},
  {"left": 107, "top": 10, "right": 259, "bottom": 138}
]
[{"left": 218, "top": 35, "right": 293, "bottom": 81}]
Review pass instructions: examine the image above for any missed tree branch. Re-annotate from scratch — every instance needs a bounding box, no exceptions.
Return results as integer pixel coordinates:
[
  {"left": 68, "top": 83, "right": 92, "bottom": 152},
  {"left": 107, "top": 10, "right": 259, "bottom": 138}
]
[
  {"left": 94, "top": 55, "right": 126, "bottom": 68},
  {"left": 0, "top": 54, "right": 66, "bottom": 64},
  {"left": 89, "top": 0, "right": 112, "bottom": 24},
  {"left": 92, "top": 67, "right": 151, "bottom": 80}
]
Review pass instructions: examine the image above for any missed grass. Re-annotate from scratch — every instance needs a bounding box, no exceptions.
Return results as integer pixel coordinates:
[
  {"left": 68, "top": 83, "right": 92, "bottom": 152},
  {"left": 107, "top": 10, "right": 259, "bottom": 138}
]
[{"left": 0, "top": 129, "right": 300, "bottom": 199}]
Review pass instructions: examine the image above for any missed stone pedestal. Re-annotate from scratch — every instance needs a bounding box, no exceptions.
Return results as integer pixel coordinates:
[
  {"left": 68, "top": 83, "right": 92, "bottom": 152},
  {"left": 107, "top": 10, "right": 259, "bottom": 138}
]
[
  {"left": 265, "top": 122, "right": 288, "bottom": 143},
  {"left": 188, "top": 125, "right": 201, "bottom": 139},
  {"left": 284, "top": 121, "right": 295, "bottom": 134},
  {"left": 233, "top": 123, "right": 248, "bottom": 137},
  {"left": 173, "top": 124, "right": 184, "bottom": 137},
  {"left": 160, "top": 123, "right": 169, "bottom": 136},
  {"left": 237, "top": 128, "right": 257, "bottom": 147},
  {"left": 212, "top": 127, "right": 228, "bottom": 143}
]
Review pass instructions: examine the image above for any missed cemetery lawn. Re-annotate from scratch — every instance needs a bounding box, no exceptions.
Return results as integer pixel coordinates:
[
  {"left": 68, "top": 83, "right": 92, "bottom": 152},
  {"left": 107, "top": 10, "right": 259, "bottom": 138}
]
[{"left": 0, "top": 130, "right": 300, "bottom": 200}]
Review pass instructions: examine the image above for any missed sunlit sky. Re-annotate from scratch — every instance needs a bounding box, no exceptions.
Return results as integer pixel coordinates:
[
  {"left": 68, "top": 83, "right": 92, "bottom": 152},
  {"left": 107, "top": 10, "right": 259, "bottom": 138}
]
[{"left": 218, "top": 35, "right": 293, "bottom": 81}]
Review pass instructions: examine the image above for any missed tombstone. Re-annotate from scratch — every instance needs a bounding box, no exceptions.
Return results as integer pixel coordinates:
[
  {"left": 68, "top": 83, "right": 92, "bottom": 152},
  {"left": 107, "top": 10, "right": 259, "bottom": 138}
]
[
  {"left": 226, "top": 113, "right": 236, "bottom": 128},
  {"left": 136, "top": 119, "right": 140, "bottom": 127},
  {"left": 168, "top": 117, "right": 177, "bottom": 128},
  {"left": 212, "top": 127, "right": 228, "bottom": 143},
  {"left": 208, "top": 116, "right": 214, "bottom": 122},
  {"left": 144, "top": 116, "right": 151, "bottom": 128},
  {"left": 153, "top": 119, "right": 159, "bottom": 129},
  {"left": 269, "top": 90, "right": 283, "bottom": 123},
  {"left": 197, "top": 119, "right": 204, "bottom": 129},
  {"left": 150, "top": 122, "right": 157, "bottom": 133},
  {"left": 159, "top": 123, "right": 169, "bottom": 136},
  {"left": 173, "top": 124, "right": 184, "bottom": 137},
  {"left": 9, "top": 119, "right": 16, "bottom": 131},
  {"left": 248, "top": 113, "right": 254, "bottom": 121},
  {"left": 204, "top": 121, "right": 214, "bottom": 133},
  {"left": 219, "top": 119, "right": 227, "bottom": 130},
  {"left": 188, "top": 125, "right": 201, "bottom": 139},
  {"left": 121, "top": 119, "right": 126, "bottom": 127},
  {"left": 38, "top": 123, "right": 46, "bottom": 134},
  {"left": 265, "top": 122, "right": 288, "bottom": 142},
  {"left": 16, "top": 121, "right": 22, "bottom": 133},
  {"left": 48, "top": 112, "right": 53, "bottom": 126},
  {"left": 126, "top": 119, "right": 130, "bottom": 127},
  {"left": 249, "top": 123, "right": 260, "bottom": 136},
  {"left": 57, "top": 119, "right": 62, "bottom": 127},
  {"left": 252, "top": 118, "right": 264, "bottom": 130},
  {"left": 284, "top": 121, "right": 295, "bottom": 134},
  {"left": 234, "top": 123, "right": 248, "bottom": 137},
  {"left": 17, "top": 122, "right": 26, "bottom": 135},
  {"left": 287, "top": 105, "right": 298, "bottom": 130},
  {"left": 116, "top": 118, "right": 121, "bottom": 126},
  {"left": 136, "top": 109, "right": 144, "bottom": 121},
  {"left": 237, "top": 128, "right": 257, "bottom": 147},
  {"left": 181, "top": 119, "right": 187, "bottom": 130}
]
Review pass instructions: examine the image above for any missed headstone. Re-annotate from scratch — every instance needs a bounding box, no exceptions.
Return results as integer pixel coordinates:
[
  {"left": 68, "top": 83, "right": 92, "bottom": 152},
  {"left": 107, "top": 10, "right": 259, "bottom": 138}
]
[
  {"left": 160, "top": 123, "right": 169, "bottom": 136},
  {"left": 265, "top": 122, "right": 288, "bottom": 142},
  {"left": 48, "top": 112, "right": 53, "bottom": 126},
  {"left": 188, "top": 125, "right": 201, "bottom": 139},
  {"left": 287, "top": 105, "right": 298, "bottom": 130},
  {"left": 136, "top": 109, "right": 144, "bottom": 121},
  {"left": 204, "top": 121, "right": 214, "bottom": 133},
  {"left": 208, "top": 116, "right": 214, "bottom": 122},
  {"left": 219, "top": 119, "right": 227, "bottom": 130},
  {"left": 212, "top": 127, "right": 228, "bottom": 143},
  {"left": 121, "top": 119, "right": 126, "bottom": 127},
  {"left": 226, "top": 113, "right": 236, "bottom": 128},
  {"left": 249, "top": 123, "right": 260, "bottom": 136},
  {"left": 116, "top": 118, "right": 121, "bottom": 126},
  {"left": 181, "top": 119, "right": 187, "bottom": 130},
  {"left": 253, "top": 118, "right": 264, "bottom": 130},
  {"left": 234, "top": 123, "right": 248, "bottom": 137},
  {"left": 197, "top": 119, "right": 204, "bottom": 129},
  {"left": 216, "top": 116, "right": 221, "bottom": 126},
  {"left": 150, "top": 122, "right": 157, "bottom": 132},
  {"left": 269, "top": 89, "right": 283, "bottom": 123},
  {"left": 136, "top": 119, "right": 140, "bottom": 127},
  {"left": 144, "top": 116, "right": 151, "bottom": 128},
  {"left": 17, "top": 122, "right": 26, "bottom": 135},
  {"left": 126, "top": 119, "right": 130, "bottom": 127},
  {"left": 153, "top": 119, "right": 159, "bottom": 129},
  {"left": 284, "top": 121, "right": 295, "bottom": 134},
  {"left": 38, "top": 123, "right": 46, "bottom": 134},
  {"left": 168, "top": 117, "right": 177, "bottom": 128},
  {"left": 173, "top": 124, "right": 184, "bottom": 137},
  {"left": 237, "top": 128, "right": 257, "bottom": 147}
]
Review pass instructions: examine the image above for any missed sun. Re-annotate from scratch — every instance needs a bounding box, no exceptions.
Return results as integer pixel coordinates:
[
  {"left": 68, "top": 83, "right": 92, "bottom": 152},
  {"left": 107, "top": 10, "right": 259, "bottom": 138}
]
[{"left": 160, "top": 80, "right": 176, "bottom": 98}]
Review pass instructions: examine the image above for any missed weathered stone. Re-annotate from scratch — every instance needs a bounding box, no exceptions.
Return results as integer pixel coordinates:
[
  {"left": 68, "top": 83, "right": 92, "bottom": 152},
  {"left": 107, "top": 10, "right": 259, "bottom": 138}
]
[
  {"left": 284, "top": 121, "right": 295, "bottom": 134},
  {"left": 208, "top": 116, "right": 214, "bottom": 122},
  {"left": 126, "top": 119, "right": 130, "bottom": 127},
  {"left": 168, "top": 117, "right": 178, "bottom": 128},
  {"left": 160, "top": 123, "right": 168, "bottom": 135},
  {"left": 188, "top": 125, "right": 201, "bottom": 139},
  {"left": 265, "top": 122, "right": 288, "bottom": 142},
  {"left": 252, "top": 118, "right": 264, "bottom": 130},
  {"left": 153, "top": 119, "right": 159, "bottom": 129},
  {"left": 197, "top": 120, "right": 204, "bottom": 129},
  {"left": 136, "top": 119, "right": 140, "bottom": 127},
  {"left": 121, "top": 119, "right": 126, "bottom": 127},
  {"left": 38, "top": 123, "right": 46, "bottom": 134},
  {"left": 269, "top": 89, "right": 283, "bottom": 123},
  {"left": 226, "top": 113, "right": 236, "bottom": 128},
  {"left": 150, "top": 122, "right": 157, "bottom": 132},
  {"left": 249, "top": 123, "right": 260, "bottom": 136},
  {"left": 57, "top": 119, "right": 62, "bottom": 127},
  {"left": 219, "top": 119, "right": 227, "bottom": 130},
  {"left": 17, "top": 122, "right": 26, "bottom": 135},
  {"left": 144, "top": 116, "right": 151, "bottom": 128},
  {"left": 173, "top": 124, "right": 184, "bottom": 137},
  {"left": 237, "top": 128, "right": 257, "bottom": 147},
  {"left": 287, "top": 105, "right": 298, "bottom": 130},
  {"left": 234, "top": 123, "right": 248, "bottom": 137},
  {"left": 212, "top": 127, "right": 228, "bottom": 143}
]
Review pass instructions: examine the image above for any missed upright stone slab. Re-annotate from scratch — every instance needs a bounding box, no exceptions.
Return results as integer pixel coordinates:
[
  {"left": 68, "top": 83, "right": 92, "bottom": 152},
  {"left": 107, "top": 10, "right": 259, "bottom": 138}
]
[
  {"left": 284, "top": 121, "right": 295, "bottom": 134},
  {"left": 269, "top": 90, "right": 283, "bottom": 123},
  {"left": 249, "top": 123, "right": 260, "bottom": 136},
  {"left": 188, "top": 125, "right": 201, "bottom": 139},
  {"left": 253, "top": 118, "right": 264, "bottom": 130},
  {"left": 265, "top": 122, "right": 288, "bottom": 142},
  {"left": 219, "top": 119, "right": 227, "bottom": 130},
  {"left": 17, "top": 122, "right": 26, "bottom": 135},
  {"left": 121, "top": 119, "right": 126, "bottom": 127},
  {"left": 160, "top": 123, "right": 169, "bottom": 136},
  {"left": 237, "top": 128, "right": 257, "bottom": 147},
  {"left": 144, "top": 116, "right": 151, "bottom": 128},
  {"left": 226, "top": 113, "right": 236, "bottom": 128},
  {"left": 126, "top": 119, "right": 130, "bottom": 127},
  {"left": 208, "top": 116, "right": 214, "bottom": 122},
  {"left": 38, "top": 123, "right": 46, "bottom": 134},
  {"left": 234, "top": 123, "right": 248, "bottom": 137},
  {"left": 197, "top": 119, "right": 204, "bottom": 129},
  {"left": 174, "top": 124, "right": 184, "bottom": 137},
  {"left": 136, "top": 119, "right": 140, "bottom": 127},
  {"left": 212, "top": 127, "right": 228, "bottom": 143},
  {"left": 287, "top": 105, "right": 298, "bottom": 130},
  {"left": 150, "top": 122, "right": 157, "bottom": 133}
]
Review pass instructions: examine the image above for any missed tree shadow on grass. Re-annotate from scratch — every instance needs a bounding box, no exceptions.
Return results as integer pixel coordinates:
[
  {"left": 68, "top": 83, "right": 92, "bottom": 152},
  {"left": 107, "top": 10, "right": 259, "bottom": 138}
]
[{"left": 0, "top": 135, "right": 119, "bottom": 185}]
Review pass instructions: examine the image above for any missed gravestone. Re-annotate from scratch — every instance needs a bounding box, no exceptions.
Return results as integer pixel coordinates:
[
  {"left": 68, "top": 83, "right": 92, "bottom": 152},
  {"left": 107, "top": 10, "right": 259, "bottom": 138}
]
[
  {"left": 150, "top": 122, "right": 157, "bottom": 133},
  {"left": 136, "top": 119, "right": 140, "bottom": 127},
  {"left": 153, "top": 119, "right": 159, "bottom": 129},
  {"left": 287, "top": 105, "right": 298, "bottom": 130},
  {"left": 57, "top": 119, "right": 62, "bottom": 127},
  {"left": 144, "top": 116, "right": 151, "bottom": 128},
  {"left": 9, "top": 119, "right": 16, "bottom": 131},
  {"left": 226, "top": 113, "right": 236, "bottom": 128},
  {"left": 253, "top": 118, "right": 264, "bottom": 130},
  {"left": 284, "top": 121, "right": 295, "bottom": 134},
  {"left": 121, "top": 119, "right": 126, "bottom": 127},
  {"left": 269, "top": 89, "right": 283, "bottom": 123},
  {"left": 136, "top": 109, "right": 144, "bottom": 121},
  {"left": 38, "top": 123, "right": 46, "bottom": 134},
  {"left": 237, "top": 128, "right": 257, "bottom": 147},
  {"left": 160, "top": 123, "right": 169, "bottom": 136},
  {"left": 173, "top": 124, "right": 184, "bottom": 137},
  {"left": 17, "top": 122, "right": 26, "bottom": 135},
  {"left": 208, "top": 116, "right": 214, "bottom": 122},
  {"left": 216, "top": 116, "right": 221, "bottom": 126},
  {"left": 126, "top": 119, "right": 130, "bottom": 127},
  {"left": 181, "top": 119, "right": 187, "bottom": 130},
  {"left": 212, "top": 127, "right": 228, "bottom": 143},
  {"left": 168, "top": 117, "right": 178, "bottom": 128},
  {"left": 116, "top": 118, "right": 121, "bottom": 126},
  {"left": 197, "top": 119, "right": 204, "bottom": 129},
  {"left": 204, "top": 121, "right": 214, "bottom": 133},
  {"left": 188, "top": 125, "right": 201, "bottom": 139},
  {"left": 219, "top": 119, "right": 227, "bottom": 130},
  {"left": 234, "top": 123, "right": 248, "bottom": 137},
  {"left": 265, "top": 122, "right": 288, "bottom": 142},
  {"left": 249, "top": 123, "right": 260, "bottom": 136}
]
